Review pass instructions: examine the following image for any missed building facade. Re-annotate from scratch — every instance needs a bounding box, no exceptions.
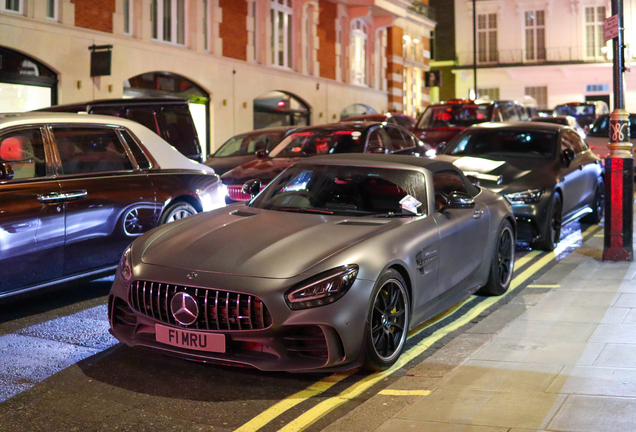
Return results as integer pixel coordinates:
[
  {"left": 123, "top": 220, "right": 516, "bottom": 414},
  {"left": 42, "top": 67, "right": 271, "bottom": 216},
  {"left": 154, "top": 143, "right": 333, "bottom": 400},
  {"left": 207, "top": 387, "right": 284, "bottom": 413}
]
[
  {"left": 449, "top": 0, "right": 636, "bottom": 112},
  {"left": 0, "top": 0, "right": 435, "bottom": 155}
]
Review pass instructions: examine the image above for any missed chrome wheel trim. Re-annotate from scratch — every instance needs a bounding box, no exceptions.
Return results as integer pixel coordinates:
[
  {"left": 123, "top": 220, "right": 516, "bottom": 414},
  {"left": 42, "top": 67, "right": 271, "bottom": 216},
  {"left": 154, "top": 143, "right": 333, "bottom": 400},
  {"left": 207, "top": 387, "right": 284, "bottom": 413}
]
[
  {"left": 370, "top": 278, "right": 408, "bottom": 362},
  {"left": 497, "top": 226, "right": 514, "bottom": 287},
  {"left": 166, "top": 207, "right": 195, "bottom": 223},
  {"left": 123, "top": 208, "right": 144, "bottom": 236}
]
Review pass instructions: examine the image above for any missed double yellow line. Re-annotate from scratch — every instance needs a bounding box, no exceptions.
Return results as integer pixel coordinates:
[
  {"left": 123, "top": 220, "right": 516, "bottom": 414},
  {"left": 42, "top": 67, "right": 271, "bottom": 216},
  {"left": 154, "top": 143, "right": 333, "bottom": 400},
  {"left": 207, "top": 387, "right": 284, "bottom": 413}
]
[{"left": 236, "top": 225, "right": 601, "bottom": 432}]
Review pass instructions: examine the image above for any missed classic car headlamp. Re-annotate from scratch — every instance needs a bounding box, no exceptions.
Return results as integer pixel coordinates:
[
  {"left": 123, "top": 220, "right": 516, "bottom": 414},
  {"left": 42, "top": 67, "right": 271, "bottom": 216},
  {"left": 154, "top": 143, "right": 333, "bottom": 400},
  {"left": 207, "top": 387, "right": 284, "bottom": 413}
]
[
  {"left": 119, "top": 246, "right": 133, "bottom": 285},
  {"left": 504, "top": 189, "right": 543, "bottom": 205},
  {"left": 285, "top": 265, "right": 359, "bottom": 310}
]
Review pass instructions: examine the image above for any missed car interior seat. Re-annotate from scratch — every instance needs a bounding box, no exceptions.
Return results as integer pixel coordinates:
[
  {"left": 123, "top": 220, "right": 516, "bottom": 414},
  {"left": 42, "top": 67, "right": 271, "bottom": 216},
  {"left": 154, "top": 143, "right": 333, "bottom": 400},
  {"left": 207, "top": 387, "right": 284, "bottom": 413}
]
[{"left": 0, "top": 136, "right": 36, "bottom": 179}]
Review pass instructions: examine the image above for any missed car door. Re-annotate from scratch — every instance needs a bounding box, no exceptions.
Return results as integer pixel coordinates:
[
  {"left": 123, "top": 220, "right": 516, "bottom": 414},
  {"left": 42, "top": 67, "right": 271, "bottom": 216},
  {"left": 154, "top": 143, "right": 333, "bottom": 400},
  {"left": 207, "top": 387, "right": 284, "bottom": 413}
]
[
  {"left": 50, "top": 125, "right": 157, "bottom": 276},
  {"left": 559, "top": 130, "right": 589, "bottom": 216},
  {"left": 0, "top": 127, "right": 64, "bottom": 294},
  {"left": 431, "top": 170, "right": 490, "bottom": 293}
]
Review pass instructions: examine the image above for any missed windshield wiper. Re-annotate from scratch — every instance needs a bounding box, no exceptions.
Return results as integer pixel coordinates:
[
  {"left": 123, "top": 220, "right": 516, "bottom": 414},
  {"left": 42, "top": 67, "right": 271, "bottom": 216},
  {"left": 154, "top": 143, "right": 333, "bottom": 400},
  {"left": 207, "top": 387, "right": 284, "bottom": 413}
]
[
  {"left": 372, "top": 212, "right": 419, "bottom": 218},
  {"left": 279, "top": 207, "right": 334, "bottom": 215}
]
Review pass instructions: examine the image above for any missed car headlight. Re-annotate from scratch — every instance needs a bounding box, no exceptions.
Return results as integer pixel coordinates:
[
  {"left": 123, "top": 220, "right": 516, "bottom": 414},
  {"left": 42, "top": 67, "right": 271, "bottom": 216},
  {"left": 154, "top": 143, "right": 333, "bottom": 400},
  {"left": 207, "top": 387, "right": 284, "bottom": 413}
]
[
  {"left": 285, "top": 265, "right": 359, "bottom": 310},
  {"left": 504, "top": 189, "right": 543, "bottom": 205},
  {"left": 119, "top": 246, "right": 133, "bottom": 285}
]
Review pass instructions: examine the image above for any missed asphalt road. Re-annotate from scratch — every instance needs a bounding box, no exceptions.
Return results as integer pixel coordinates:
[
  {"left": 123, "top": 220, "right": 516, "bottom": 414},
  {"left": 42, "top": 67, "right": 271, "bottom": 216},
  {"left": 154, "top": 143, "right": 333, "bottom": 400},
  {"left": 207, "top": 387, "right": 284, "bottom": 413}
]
[{"left": 0, "top": 222, "right": 590, "bottom": 432}]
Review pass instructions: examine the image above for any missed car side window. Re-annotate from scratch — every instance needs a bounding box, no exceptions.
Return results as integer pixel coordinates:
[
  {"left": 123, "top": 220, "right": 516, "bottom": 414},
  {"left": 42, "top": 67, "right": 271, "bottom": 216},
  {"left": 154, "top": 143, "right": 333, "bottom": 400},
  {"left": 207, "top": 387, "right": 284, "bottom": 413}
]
[
  {"left": 366, "top": 127, "right": 387, "bottom": 153},
  {"left": 52, "top": 127, "right": 134, "bottom": 175},
  {"left": 384, "top": 125, "right": 411, "bottom": 150},
  {"left": 0, "top": 128, "right": 47, "bottom": 180},
  {"left": 433, "top": 170, "right": 469, "bottom": 211},
  {"left": 501, "top": 103, "right": 520, "bottom": 121},
  {"left": 120, "top": 129, "right": 151, "bottom": 169}
]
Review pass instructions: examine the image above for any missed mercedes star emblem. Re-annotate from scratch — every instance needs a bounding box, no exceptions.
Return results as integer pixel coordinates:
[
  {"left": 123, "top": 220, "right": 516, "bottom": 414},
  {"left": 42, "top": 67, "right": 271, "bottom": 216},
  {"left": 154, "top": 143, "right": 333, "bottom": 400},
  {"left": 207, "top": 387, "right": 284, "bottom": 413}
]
[{"left": 170, "top": 292, "right": 199, "bottom": 326}]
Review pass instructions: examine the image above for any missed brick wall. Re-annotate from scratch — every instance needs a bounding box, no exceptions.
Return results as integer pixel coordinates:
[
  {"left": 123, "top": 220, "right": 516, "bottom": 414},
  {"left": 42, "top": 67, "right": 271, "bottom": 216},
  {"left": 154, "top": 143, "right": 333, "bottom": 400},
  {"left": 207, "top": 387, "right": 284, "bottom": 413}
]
[
  {"left": 71, "top": 0, "right": 115, "bottom": 33},
  {"left": 219, "top": 0, "right": 247, "bottom": 61},
  {"left": 317, "top": 0, "right": 336, "bottom": 80}
]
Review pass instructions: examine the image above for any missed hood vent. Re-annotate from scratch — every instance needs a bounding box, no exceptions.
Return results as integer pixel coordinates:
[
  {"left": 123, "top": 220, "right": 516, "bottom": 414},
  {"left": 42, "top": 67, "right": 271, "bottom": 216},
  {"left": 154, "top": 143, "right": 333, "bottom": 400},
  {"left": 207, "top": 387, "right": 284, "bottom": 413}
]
[
  {"left": 336, "top": 220, "right": 389, "bottom": 226},
  {"left": 231, "top": 210, "right": 257, "bottom": 218}
]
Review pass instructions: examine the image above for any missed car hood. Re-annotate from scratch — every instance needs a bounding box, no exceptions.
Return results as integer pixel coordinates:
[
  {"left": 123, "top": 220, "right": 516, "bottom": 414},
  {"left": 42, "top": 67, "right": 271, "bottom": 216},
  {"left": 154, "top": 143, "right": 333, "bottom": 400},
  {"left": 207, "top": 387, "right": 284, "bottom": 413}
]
[
  {"left": 436, "top": 154, "right": 556, "bottom": 192},
  {"left": 413, "top": 127, "right": 465, "bottom": 147},
  {"left": 141, "top": 207, "right": 395, "bottom": 278},
  {"left": 205, "top": 155, "right": 257, "bottom": 176},
  {"left": 220, "top": 157, "right": 299, "bottom": 186}
]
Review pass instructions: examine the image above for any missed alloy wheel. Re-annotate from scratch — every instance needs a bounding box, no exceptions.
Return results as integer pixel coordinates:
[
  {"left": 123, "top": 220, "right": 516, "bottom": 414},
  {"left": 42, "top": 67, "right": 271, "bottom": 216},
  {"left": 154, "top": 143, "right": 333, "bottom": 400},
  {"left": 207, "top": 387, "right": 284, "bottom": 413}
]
[
  {"left": 370, "top": 278, "right": 408, "bottom": 362},
  {"left": 123, "top": 208, "right": 144, "bottom": 236},
  {"left": 166, "top": 207, "right": 195, "bottom": 223},
  {"left": 497, "top": 227, "right": 514, "bottom": 287}
]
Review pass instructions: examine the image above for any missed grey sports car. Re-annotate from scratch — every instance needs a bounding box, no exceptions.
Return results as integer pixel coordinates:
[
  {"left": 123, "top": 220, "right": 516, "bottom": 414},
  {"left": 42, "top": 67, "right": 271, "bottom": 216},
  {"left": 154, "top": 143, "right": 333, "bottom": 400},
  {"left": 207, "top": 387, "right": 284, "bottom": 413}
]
[{"left": 108, "top": 154, "right": 516, "bottom": 372}]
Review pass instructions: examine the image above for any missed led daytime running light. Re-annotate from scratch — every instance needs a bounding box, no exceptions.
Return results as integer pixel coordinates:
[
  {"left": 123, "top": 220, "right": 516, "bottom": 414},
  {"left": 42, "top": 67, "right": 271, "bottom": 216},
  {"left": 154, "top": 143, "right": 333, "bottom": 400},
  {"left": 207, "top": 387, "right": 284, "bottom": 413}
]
[
  {"left": 504, "top": 189, "right": 543, "bottom": 204},
  {"left": 286, "top": 265, "right": 359, "bottom": 310}
]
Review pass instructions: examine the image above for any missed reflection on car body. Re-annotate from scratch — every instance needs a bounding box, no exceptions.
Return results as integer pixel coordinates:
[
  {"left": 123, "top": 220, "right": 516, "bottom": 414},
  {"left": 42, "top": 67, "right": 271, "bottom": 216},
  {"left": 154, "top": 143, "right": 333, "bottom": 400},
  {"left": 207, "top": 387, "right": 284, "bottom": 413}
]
[
  {"left": 109, "top": 154, "right": 515, "bottom": 372},
  {"left": 0, "top": 112, "right": 226, "bottom": 300}
]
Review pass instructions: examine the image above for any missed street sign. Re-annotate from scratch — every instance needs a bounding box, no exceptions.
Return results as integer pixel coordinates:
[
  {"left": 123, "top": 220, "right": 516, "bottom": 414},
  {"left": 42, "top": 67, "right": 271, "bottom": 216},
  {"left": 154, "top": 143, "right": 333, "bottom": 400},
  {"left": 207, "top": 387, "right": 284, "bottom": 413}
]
[{"left": 605, "top": 14, "right": 619, "bottom": 42}]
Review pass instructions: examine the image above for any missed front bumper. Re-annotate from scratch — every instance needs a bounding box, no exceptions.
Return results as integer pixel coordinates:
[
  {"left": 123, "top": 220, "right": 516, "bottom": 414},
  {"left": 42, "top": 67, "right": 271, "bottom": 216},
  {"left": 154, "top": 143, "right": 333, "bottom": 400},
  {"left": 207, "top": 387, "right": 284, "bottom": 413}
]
[
  {"left": 508, "top": 201, "right": 548, "bottom": 243},
  {"left": 108, "top": 263, "right": 375, "bottom": 372}
]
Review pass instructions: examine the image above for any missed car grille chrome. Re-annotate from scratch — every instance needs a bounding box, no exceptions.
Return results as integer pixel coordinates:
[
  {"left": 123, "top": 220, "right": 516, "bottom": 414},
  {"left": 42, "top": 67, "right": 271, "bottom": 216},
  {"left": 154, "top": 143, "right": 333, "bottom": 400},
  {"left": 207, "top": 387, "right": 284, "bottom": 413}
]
[
  {"left": 227, "top": 185, "right": 253, "bottom": 201},
  {"left": 128, "top": 280, "right": 272, "bottom": 330}
]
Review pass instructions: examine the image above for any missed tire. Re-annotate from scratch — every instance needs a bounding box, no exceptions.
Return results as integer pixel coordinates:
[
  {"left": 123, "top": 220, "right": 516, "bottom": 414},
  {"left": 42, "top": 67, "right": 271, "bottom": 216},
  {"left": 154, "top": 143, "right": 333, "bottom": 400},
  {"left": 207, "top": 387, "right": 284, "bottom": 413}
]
[
  {"left": 532, "top": 192, "right": 562, "bottom": 251},
  {"left": 362, "top": 269, "right": 410, "bottom": 371},
  {"left": 581, "top": 178, "right": 604, "bottom": 224},
  {"left": 476, "top": 220, "right": 515, "bottom": 296},
  {"left": 160, "top": 201, "right": 197, "bottom": 224}
]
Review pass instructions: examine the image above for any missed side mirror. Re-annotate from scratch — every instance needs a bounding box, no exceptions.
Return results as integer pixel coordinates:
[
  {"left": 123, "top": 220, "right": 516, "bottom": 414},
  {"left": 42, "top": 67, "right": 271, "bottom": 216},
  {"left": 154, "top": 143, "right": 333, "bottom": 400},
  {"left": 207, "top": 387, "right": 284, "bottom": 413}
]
[
  {"left": 0, "top": 162, "right": 14, "bottom": 180},
  {"left": 255, "top": 150, "right": 269, "bottom": 159},
  {"left": 561, "top": 148, "right": 575, "bottom": 167},
  {"left": 435, "top": 142, "right": 447, "bottom": 155},
  {"left": 242, "top": 179, "right": 262, "bottom": 197},
  {"left": 446, "top": 191, "right": 475, "bottom": 209}
]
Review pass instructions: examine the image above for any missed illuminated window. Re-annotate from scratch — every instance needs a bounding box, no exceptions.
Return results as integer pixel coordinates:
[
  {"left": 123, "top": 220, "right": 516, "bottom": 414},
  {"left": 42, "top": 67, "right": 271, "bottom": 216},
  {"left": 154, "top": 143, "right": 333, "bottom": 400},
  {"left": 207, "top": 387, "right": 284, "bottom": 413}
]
[
  {"left": 525, "top": 10, "right": 545, "bottom": 61},
  {"left": 585, "top": 6, "right": 608, "bottom": 59},
  {"left": 350, "top": 19, "right": 368, "bottom": 85},
  {"left": 151, "top": 0, "right": 186, "bottom": 46},
  {"left": 271, "top": 0, "right": 293, "bottom": 68}
]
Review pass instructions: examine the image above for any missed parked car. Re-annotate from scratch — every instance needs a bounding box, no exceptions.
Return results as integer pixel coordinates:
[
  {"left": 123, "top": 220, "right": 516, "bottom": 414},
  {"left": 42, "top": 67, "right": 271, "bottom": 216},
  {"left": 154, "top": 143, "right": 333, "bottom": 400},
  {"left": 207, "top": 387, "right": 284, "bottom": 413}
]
[
  {"left": 204, "top": 126, "right": 296, "bottom": 175},
  {"left": 342, "top": 113, "right": 417, "bottom": 130},
  {"left": 413, "top": 99, "right": 529, "bottom": 147},
  {"left": 0, "top": 112, "right": 226, "bottom": 300},
  {"left": 108, "top": 153, "right": 516, "bottom": 372},
  {"left": 437, "top": 122, "right": 604, "bottom": 251},
  {"left": 585, "top": 113, "right": 636, "bottom": 159},
  {"left": 553, "top": 101, "right": 609, "bottom": 128},
  {"left": 38, "top": 98, "right": 204, "bottom": 162},
  {"left": 221, "top": 122, "right": 431, "bottom": 203},
  {"left": 530, "top": 115, "right": 586, "bottom": 138}
]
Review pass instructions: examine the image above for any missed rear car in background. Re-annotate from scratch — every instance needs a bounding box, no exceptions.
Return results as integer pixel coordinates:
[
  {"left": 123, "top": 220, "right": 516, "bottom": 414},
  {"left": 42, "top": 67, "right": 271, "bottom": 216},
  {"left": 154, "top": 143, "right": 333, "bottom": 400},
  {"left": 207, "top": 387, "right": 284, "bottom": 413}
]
[
  {"left": 342, "top": 113, "right": 417, "bottom": 130},
  {"left": 553, "top": 101, "right": 609, "bottom": 128},
  {"left": 204, "top": 126, "right": 296, "bottom": 175},
  {"left": 413, "top": 99, "right": 529, "bottom": 148},
  {"left": 38, "top": 98, "right": 204, "bottom": 162},
  {"left": 0, "top": 113, "right": 225, "bottom": 300},
  {"left": 530, "top": 115, "right": 586, "bottom": 138},
  {"left": 438, "top": 122, "right": 604, "bottom": 251}
]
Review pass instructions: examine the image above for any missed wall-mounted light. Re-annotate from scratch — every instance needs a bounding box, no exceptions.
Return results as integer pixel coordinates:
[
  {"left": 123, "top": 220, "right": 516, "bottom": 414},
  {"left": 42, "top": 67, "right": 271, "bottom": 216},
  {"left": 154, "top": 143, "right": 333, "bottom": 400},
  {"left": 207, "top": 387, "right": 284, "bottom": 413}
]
[
  {"left": 402, "top": 35, "right": 411, "bottom": 41},
  {"left": 319, "top": 112, "right": 323, "bottom": 118},
  {"left": 223, "top": 99, "right": 227, "bottom": 106},
  {"left": 243, "top": 102, "right": 247, "bottom": 108},
  {"left": 108, "top": 84, "right": 113, "bottom": 92},
  {"left": 316, "top": 83, "right": 320, "bottom": 90},
  {"left": 76, "top": 80, "right": 82, "bottom": 89}
]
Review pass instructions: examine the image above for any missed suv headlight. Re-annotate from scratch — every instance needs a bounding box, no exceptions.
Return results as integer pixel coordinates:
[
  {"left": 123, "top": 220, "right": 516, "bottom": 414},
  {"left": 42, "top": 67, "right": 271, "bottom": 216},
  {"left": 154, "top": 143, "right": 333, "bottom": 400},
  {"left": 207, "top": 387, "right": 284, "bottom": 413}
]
[
  {"left": 119, "top": 246, "right": 133, "bottom": 285},
  {"left": 504, "top": 189, "right": 543, "bottom": 205},
  {"left": 285, "top": 265, "right": 359, "bottom": 310}
]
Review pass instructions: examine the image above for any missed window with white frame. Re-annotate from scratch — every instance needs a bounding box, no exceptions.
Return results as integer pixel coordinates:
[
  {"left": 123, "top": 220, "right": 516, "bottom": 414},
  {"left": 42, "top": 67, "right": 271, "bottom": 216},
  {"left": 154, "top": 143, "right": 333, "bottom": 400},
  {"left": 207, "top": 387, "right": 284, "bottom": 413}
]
[
  {"left": 525, "top": 10, "right": 545, "bottom": 61},
  {"left": 2, "top": 0, "right": 22, "bottom": 14},
  {"left": 585, "top": 6, "right": 607, "bottom": 58},
  {"left": 151, "top": 0, "right": 186, "bottom": 45},
  {"left": 525, "top": 86, "right": 548, "bottom": 109},
  {"left": 350, "top": 19, "right": 368, "bottom": 85},
  {"left": 271, "top": 0, "right": 293, "bottom": 68},
  {"left": 478, "top": 88, "right": 500, "bottom": 100},
  {"left": 477, "top": 13, "right": 497, "bottom": 63},
  {"left": 123, "top": 0, "right": 133, "bottom": 35},
  {"left": 46, "top": 0, "right": 58, "bottom": 20}
]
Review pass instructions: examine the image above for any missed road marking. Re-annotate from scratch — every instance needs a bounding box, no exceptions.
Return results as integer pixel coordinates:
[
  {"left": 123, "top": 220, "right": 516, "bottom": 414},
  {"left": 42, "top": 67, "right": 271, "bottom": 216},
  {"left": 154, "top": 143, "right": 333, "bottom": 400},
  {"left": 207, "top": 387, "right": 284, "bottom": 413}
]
[
  {"left": 378, "top": 389, "right": 431, "bottom": 396},
  {"left": 526, "top": 284, "right": 561, "bottom": 288},
  {"left": 514, "top": 250, "right": 540, "bottom": 271},
  {"left": 235, "top": 225, "right": 602, "bottom": 432}
]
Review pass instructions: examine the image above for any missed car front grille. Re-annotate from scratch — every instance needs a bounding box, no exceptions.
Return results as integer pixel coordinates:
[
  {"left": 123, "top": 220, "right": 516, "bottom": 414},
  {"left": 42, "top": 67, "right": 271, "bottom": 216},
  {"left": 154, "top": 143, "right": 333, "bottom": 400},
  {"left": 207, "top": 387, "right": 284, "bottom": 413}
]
[
  {"left": 128, "top": 280, "right": 272, "bottom": 331},
  {"left": 227, "top": 185, "right": 252, "bottom": 201}
]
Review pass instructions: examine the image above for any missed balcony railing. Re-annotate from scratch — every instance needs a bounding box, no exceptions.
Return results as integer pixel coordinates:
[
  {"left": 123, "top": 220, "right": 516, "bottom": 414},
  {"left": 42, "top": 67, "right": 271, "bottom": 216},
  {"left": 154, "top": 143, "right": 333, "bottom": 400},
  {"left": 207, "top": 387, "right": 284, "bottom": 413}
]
[
  {"left": 456, "top": 46, "right": 611, "bottom": 67},
  {"left": 407, "top": 1, "right": 436, "bottom": 21}
]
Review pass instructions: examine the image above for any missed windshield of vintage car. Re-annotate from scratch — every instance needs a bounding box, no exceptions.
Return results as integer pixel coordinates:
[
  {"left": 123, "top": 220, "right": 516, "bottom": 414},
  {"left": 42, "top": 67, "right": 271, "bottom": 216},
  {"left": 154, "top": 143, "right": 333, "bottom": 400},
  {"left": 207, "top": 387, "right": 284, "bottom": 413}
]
[
  {"left": 446, "top": 130, "right": 556, "bottom": 159},
  {"left": 249, "top": 165, "right": 427, "bottom": 216},
  {"left": 269, "top": 129, "right": 364, "bottom": 158},
  {"left": 416, "top": 104, "right": 493, "bottom": 129},
  {"left": 214, "top": 131, "right": 285, "bottom": 157}
]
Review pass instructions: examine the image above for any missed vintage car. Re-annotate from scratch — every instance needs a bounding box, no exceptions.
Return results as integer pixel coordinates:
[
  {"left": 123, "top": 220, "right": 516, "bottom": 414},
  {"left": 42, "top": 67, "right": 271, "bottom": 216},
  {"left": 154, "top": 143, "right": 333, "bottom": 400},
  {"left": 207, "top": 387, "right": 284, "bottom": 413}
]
[
  {"left": 108, "top": 153, "right": 515, "bottom": 372},
  {"left": 0, "top": 113, "right": 226, "bottom": 299}
]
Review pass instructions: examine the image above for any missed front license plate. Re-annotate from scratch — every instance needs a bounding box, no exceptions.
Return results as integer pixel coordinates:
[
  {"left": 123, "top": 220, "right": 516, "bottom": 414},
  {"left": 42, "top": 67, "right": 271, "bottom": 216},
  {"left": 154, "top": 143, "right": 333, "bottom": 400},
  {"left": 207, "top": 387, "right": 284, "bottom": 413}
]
[{"left": 155, "top": 324, "right": 225, "bottom": 353}]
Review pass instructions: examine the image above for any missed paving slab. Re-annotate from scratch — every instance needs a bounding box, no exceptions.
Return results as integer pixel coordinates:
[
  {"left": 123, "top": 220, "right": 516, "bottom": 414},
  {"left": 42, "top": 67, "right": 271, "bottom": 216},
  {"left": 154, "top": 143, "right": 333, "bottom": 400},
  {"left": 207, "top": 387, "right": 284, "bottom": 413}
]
[
  {"left": 547, "top": 365, "right": 636, "bottom": 397},
  {"left": 521, "top": 303, "right": 628, "bottom": 324},
  {"left": 472, "top": 339, "right": 603, "bottom": 366},
  {"left": 375, "top": 418, "right": 510, "bottom": 432},
  {"left": 612, "top": 293, "right": 636, "bottom": 307},
  {"left": 594, "top": 343, "right": 636, "bottom": 368},
  {"left": 588, "top": 323, "right": 636, "bottom": 343},
  {"left": 547, "top": 395, "right": 636, "bottom": 432},
  {"left": 495, "top": 320, "right": 597, "bottom": 342}
]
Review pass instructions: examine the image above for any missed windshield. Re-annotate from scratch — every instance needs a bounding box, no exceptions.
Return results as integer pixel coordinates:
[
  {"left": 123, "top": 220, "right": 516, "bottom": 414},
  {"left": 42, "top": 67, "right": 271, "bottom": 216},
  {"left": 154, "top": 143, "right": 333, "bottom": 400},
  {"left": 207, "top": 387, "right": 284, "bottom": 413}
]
[
  {"left": 269, "top": 129, "right": 365, "bottom": 158},
  {"left": 249, "top": 164, "right": 427, "bottom": 216},
  {"left": 554, "top": 104, "right": 594, "bottom": 117},
  {"left": 445, "top": 129, "right": 556, "bottom": 159},
  {"left": 416, "top": 104, "right": 493, "bottom": 129},
  {"left": 214, "top": 130, "right": 285, "bottom": 157}
]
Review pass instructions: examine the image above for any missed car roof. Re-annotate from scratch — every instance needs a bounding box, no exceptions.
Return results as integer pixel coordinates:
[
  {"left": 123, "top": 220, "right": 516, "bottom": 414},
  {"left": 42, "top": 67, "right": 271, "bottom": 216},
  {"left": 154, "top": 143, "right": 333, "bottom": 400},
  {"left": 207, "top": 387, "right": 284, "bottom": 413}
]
[
  {"left": 290, "top": 121, "right": 383, "bottom": 134},
  {"left": 294, "top": 153, "right": 464, "bottom": 175},
  {"left": 238, "top": 125, "right": 297, "bottom": 136},
  {"left": 0, "top": 111, "right": 152, "bottom": 129},
  {"left": 465, "top": 121, "right": 566, "bottom": 132},
  {"left": 38, "top": 97, "right": 188, "bottom": 112}
]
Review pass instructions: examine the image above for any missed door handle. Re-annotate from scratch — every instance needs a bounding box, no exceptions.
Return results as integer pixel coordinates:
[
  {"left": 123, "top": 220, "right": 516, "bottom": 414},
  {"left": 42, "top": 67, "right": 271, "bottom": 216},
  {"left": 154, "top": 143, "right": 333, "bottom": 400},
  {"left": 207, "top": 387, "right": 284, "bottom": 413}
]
[
  {"left": 62, "top": 190, "right": 88, "bottom": 200},
  {"left": 473, "top": 209, "right": 484, "bottom": 219},
  {"left": 37, "top": 192, "right": 66, "bottom": 203}
]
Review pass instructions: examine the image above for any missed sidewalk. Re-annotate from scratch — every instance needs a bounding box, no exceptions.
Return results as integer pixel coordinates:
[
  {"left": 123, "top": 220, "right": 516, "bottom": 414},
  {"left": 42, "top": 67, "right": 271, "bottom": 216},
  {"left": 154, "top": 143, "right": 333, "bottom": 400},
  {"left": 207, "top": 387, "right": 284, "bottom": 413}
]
[{"left": 325, "top": 226, "right": 636, "bottom": 432}]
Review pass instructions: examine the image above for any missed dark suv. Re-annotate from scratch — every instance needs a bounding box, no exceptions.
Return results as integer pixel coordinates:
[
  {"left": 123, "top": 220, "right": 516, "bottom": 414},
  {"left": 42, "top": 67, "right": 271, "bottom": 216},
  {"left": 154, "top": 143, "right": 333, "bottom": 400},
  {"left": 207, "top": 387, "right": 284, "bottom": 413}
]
[
  {"left": 39, "top": 98, "right": 203, "bottom": 162},
  {"left": 413, "top": 99, "right": 529, "bottom": 147}
]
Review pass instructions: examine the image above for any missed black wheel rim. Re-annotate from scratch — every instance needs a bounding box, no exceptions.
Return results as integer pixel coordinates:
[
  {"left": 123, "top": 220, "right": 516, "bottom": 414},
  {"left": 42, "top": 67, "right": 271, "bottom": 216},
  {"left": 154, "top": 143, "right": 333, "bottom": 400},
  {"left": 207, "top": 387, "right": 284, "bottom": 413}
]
[
  {"left": 550, "top": 197, "right": 562, "bottom": 245},
  {"left": 370, "top": 279, "right": 408, "bottom": 362},
  {"left": 123, "top": 208, "right": 143, "bottom": 236},
  {"left": 497, "top": 227, "right": 514, "bottom": 287}
]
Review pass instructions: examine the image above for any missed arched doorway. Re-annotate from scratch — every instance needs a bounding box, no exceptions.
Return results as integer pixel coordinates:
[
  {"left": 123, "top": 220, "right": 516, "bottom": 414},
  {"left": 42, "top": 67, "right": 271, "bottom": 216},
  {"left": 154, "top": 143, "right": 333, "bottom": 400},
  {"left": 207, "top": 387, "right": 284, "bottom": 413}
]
[
  {"left": 253, "top": 91, "right": 311, "bottom": 129},
  {"left": 124, "top": 72, "right": 210, "bottom": 155},
  {"left": 340, "top": 103, "right": 377, "bottom": 119},
  {"left": 0, "top": 46, "right": 57, "bottom": 112}
]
